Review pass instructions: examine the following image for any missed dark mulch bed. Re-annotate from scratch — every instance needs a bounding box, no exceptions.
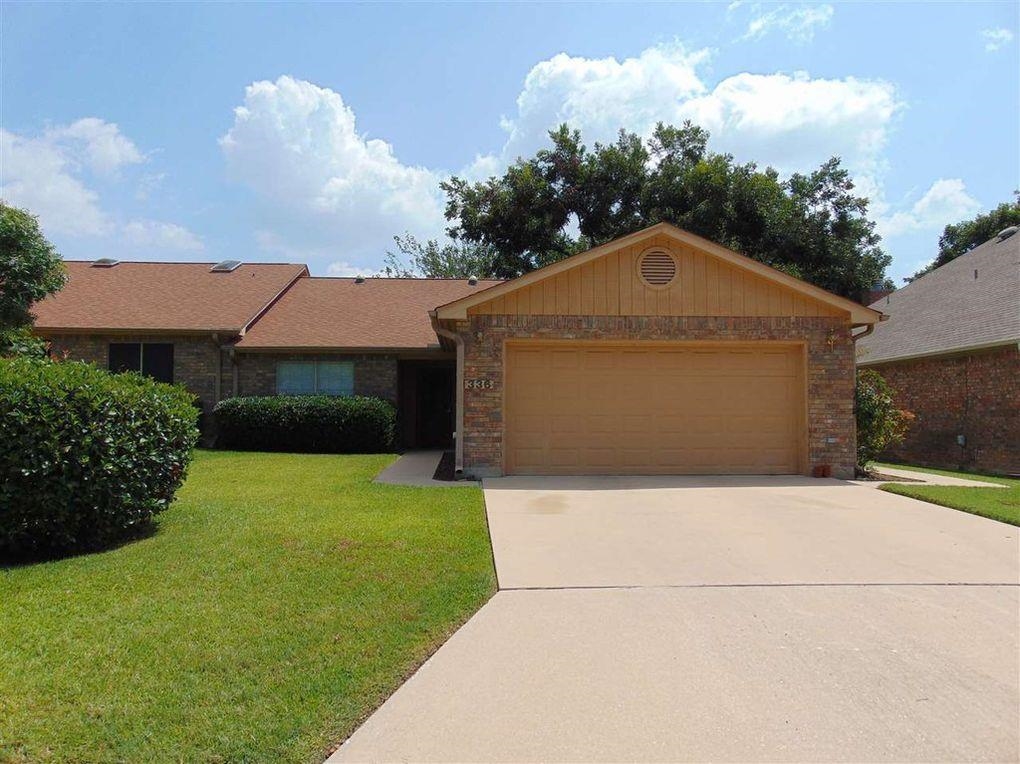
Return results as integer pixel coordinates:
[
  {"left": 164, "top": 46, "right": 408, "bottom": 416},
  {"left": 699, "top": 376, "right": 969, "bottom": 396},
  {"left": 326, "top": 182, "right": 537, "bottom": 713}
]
[
  {"left": 858, "top": 471, "right": 924, "bottom": 483},
  {"left": 432, "top": 450, "right": 456, "bottom": 482}
]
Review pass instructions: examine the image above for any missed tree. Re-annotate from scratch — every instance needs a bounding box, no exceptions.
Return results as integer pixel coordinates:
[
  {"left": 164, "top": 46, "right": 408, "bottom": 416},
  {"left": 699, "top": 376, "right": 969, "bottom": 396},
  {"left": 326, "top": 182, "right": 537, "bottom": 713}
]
[
  {"left": 0, "top": 202, "right": 65, "bottom": 353},
  {"left": 855, "top": 369, "right": 913, "bottom": 472},
  {"left": 440, "top": 122, "right": 892, "bottom": 298},
  {"left": 907, "top": 193, "right": 1020, "bottom": 281},
  {"left": 383, "top": 233, "right": 498, "bottom": 278}
]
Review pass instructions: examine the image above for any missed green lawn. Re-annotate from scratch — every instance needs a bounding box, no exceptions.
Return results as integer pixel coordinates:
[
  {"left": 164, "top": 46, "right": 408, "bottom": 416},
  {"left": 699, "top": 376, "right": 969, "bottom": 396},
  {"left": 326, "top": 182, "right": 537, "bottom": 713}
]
[
  {"left": 0, "top": 451, "right": 495, "bottom": 763},
  {"left": 876, "top": 462, "right": 1020, "bottom": 526}
]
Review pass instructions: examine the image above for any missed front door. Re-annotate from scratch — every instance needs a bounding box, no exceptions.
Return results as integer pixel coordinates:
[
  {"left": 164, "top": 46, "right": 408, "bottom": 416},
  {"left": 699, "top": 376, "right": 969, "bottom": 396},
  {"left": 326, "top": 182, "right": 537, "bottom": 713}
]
[{"left": 417, "top": 366, "right": 455, "bottom": 448}]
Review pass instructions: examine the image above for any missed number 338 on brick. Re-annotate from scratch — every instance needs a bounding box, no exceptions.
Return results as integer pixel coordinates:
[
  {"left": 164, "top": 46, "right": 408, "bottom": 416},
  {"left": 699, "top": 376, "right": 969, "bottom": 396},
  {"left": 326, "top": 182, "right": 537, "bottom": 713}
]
[{"left": 465, "top": 378, "right": 495, "bottom": 390}]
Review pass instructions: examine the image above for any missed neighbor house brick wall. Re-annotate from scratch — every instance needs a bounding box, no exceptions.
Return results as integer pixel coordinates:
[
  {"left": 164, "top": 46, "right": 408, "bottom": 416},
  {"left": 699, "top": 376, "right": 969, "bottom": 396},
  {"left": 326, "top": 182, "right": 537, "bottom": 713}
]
[
  {"left": 45, "top": 333, "right": 225, "bottom": 431},
  {"left": 453, "top": 315, "right": 856, "bottom": 479},
  {"left": 870, "top": 345, "right": 1019, "bottom": 475},
  {"left": 232, "top": 353, "right": 398, "bottom": 402}
]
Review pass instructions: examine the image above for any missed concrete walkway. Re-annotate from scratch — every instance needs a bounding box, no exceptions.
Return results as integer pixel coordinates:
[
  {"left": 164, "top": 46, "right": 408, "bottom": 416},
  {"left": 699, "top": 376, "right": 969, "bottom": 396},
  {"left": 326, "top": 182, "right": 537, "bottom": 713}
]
[
  {"left": 852, "top": 465, "right": 1008, "bottom": 488},
  {"left": 372, "top": 450, "right": 478, "bottom": 487},
  {"left": 331, "top": 477, "right": 1019, "bottom": 763}
]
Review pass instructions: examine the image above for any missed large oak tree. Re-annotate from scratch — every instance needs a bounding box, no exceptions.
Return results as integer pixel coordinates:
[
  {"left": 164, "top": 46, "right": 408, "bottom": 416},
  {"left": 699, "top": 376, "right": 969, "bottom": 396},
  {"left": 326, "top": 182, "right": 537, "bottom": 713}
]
[{"left": 433, "top": 122, "right": 891, "bottom": 299}]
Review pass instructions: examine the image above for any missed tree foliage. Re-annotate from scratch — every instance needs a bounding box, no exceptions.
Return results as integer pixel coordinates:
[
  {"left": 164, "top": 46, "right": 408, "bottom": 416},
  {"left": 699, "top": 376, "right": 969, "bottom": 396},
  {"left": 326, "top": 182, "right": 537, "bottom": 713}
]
[
  {"left": 907, "top": 193, "right": 1020, "bottom": 282},
  {"left": 438, "top": 122, "right": 892, "bottom": 298},
  {"left": 0, "top": 202, "right": 66, "bottom": 337},
  {"left": 383, "top": 233, "right": 496, "bottom": 278},
  {"left": 855, "top": 369, "right": 913, "bottom": 471}
]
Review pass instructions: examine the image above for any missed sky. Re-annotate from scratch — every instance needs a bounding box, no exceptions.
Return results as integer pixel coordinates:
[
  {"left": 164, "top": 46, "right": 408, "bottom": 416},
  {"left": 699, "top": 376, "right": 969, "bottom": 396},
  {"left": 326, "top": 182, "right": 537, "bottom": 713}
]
[{"left": 2, "top": 2, "right": 1017, "bottom": 284}]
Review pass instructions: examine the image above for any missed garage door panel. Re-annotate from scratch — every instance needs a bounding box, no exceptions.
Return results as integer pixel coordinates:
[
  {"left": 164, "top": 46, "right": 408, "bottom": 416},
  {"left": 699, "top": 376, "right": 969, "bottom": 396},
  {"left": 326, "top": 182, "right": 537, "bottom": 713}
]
[{"left": 505, "top": 343, "right": 804, "bottom": 475}]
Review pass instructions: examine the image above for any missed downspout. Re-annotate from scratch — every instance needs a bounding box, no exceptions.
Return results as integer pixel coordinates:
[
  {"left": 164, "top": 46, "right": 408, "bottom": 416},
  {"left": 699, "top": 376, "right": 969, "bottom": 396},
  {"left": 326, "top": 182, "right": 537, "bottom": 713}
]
[
  {"left": 851, "top": 312, "right": 888, "bottom": 342},
  {"left": 230, "top": 346, "right": 239, "bottom": 398},
  {"left": 851, "top": 324, "right": 875, "bottom": 341},
  {"left": 212, "top": 333, "right": 223, "bottom": 403},
  {"left": 430, "top": 311, "right": 465, "bottom": 477}
]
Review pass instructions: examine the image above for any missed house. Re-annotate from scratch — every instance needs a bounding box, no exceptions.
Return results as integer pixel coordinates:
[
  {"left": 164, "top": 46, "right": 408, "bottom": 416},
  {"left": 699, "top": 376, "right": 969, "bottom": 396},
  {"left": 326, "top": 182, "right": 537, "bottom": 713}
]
[
  {"left": 857, "top": 228, "right": 1020, "bottom": 475},
  {"left": 33, "top": 223, "right": 882, "bottom": 478}
]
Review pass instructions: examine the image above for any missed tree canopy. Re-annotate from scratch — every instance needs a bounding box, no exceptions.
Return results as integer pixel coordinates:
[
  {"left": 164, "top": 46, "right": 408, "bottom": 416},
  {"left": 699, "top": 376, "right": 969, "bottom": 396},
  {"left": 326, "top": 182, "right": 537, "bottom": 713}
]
[
  {"left": 0, "top": 202, "right": 65, "bottom": 352},
  {"left": 435, "top": 122, "right": 892, "bottom": 299},
  {"left": 383, "top": 233, "right": 496, "bottom": 278},
  {"left": 907, "top": 193, "right": 1020, "bottom": 282}
]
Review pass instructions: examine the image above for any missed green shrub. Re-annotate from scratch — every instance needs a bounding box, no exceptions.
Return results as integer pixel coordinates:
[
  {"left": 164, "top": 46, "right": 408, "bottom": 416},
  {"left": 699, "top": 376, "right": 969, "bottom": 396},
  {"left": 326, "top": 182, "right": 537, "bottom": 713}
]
[
  {"left": 214, "top": 395, "right": 396, "bottom": 454},
  {"left": 856, "top": 369, "right": 913, "bottom": 471},
  {"left": 0, "top": 358, "right": 199, "bottom": 558}
]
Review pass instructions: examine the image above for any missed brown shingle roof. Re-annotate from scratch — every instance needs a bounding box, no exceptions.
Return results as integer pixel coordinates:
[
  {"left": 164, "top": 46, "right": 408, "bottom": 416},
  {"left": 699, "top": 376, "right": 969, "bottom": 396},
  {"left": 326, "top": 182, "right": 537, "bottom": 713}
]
[
  {"left": 32, "top": 261, "right": 308, "bottom": 334},
  {"left": 858, "top": 233, "right": 1020, "bottom": 365},
  {"left": 236, "top": 277, "right": 503, "bottom": 350}
]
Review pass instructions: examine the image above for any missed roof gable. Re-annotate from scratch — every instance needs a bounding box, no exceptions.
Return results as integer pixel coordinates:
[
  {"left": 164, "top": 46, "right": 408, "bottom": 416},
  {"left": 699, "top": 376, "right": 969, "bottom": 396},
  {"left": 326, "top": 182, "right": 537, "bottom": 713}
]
[{"left": 435, "top": 223, "right": 881, "bottom": 325}]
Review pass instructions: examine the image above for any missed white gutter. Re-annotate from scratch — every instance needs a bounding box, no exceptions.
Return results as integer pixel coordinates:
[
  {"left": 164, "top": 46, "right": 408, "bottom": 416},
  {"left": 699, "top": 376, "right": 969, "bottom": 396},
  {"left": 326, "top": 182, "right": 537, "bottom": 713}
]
[{"left": 429, "top": 311, "right": 465, "bottom": 477}]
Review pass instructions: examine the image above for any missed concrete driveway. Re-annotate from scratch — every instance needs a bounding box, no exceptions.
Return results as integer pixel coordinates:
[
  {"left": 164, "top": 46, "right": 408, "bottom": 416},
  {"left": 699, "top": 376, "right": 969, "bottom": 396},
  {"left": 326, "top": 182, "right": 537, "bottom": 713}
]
[{"left": 331, "top": 477, "right": 1019, "bottom": 763}]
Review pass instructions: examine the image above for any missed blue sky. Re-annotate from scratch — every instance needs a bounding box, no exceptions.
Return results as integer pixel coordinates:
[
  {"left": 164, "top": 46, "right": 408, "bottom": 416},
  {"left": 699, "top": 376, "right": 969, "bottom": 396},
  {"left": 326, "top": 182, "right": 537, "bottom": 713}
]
[{"left": 2, "top": 2, "right": 1017, "bottom": 283}]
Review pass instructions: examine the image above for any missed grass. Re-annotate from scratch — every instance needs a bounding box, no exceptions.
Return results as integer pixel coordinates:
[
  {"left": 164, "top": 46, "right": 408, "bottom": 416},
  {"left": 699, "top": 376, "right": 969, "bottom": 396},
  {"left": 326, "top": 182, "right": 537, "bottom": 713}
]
[
  {"left": 0, "top": 450, "right": 496, "bottom": 763},
  {"left": 875, "top": 462, "right": 1020, "bottom": 526}
]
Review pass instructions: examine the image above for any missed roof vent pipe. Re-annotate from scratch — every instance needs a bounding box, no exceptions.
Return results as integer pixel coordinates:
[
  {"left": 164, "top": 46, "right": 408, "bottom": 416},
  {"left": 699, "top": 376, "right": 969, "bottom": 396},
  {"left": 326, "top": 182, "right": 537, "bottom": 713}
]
[{"left": 996, "top": 226, "right": 1018, "bottom": 241}]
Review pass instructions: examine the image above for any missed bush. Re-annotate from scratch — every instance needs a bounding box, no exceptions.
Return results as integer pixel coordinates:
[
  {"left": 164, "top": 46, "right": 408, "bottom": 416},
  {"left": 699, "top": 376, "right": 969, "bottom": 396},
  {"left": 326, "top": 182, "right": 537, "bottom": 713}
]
[
  {"left": 214, "top": 395, "right": 396, "bottom": 454},
  {"left": 856, "top": 369, "right": 913, "bottom": 471},
  {"left": 0, "top": 358, "right": 199, "bottom": 558}
]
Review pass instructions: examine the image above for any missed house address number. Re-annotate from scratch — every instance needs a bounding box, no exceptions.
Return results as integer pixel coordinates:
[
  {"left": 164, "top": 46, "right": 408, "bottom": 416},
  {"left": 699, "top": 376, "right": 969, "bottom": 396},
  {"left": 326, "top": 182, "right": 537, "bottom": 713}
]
[{"left": 465, "top": 378, "right": 495, "bottom": 390}]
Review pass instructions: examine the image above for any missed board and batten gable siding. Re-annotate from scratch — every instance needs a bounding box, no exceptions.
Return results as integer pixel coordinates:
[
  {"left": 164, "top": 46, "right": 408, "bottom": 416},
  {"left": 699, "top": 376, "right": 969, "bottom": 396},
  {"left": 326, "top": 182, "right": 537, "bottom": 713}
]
[{"left": 467, "top": 235, "right": 847, "bottom": 319}]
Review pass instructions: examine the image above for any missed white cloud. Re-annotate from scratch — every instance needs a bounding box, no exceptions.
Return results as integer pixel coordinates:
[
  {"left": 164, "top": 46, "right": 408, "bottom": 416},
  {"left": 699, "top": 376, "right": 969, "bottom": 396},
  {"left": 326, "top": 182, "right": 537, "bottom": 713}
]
[
  {"left": 1, "top": 121, "right": 202, "bottom": 252},
  {"left": 122, "top": 219, "right": 204, "bottom": 251},
  {"left": 880, "top": 179, "right": 981, "bottom": 238},
  {"left": 1, "top": 127, "right": 112, "bottom": 236},
  {"left": 482, "top": 44, "right": 900, "bottom": 182},
  {"left": 980, "top": 27, "right": 1014, "bottom": 52},
  {"left": 220, "top": 76, "right": 446, "bottom": 261},
  {"left": 327, "top": 261, "right": 371, "bottom": 277},
  {"left": 741, "top": 4, "right": 834, "bottom": 44},
  {"left": 47, "top": 117, "right": 144, "bottom": 176},
  {"left": 678, "top": 71, "right": 899, "bottom": 178},
  {"left": 492, "top": 44, "right": 710, "bottom": 166}
]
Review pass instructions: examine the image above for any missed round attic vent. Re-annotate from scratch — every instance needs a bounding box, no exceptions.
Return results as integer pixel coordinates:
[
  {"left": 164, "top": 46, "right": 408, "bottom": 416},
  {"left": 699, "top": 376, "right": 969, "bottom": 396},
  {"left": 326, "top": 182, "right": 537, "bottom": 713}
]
[{"left": 638, "top": 248, "right": 678, "bottom": 288}]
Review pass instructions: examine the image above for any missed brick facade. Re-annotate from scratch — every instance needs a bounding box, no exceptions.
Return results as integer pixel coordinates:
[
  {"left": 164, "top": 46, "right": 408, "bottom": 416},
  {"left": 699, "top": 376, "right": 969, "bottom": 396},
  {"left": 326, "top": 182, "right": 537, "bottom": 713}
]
[
  {"left": 869, "top": 345, "right": 1020, "bottom": 475},
  {"left": 452, "top": 315, "right": 856, "bottom": 479},
  {"left": 46, "top": 333, "right": 226, "bottom": 421},
  {"left": 232, "top": 353, "right": 398, "bottom": 403}
]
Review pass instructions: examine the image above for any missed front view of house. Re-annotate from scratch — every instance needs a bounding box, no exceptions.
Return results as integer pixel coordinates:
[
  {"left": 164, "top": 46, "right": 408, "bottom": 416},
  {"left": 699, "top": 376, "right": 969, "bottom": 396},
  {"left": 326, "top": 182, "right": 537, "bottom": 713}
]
[{"left": 33, "top": 223, "right": 881, "bottom": 479}]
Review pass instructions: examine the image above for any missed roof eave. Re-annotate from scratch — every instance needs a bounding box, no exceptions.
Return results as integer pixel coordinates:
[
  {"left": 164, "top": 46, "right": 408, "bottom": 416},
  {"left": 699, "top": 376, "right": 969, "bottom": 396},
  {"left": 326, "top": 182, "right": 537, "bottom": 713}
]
[{"left": 857, "top": 338, "right": 1020, "bottom": 367}]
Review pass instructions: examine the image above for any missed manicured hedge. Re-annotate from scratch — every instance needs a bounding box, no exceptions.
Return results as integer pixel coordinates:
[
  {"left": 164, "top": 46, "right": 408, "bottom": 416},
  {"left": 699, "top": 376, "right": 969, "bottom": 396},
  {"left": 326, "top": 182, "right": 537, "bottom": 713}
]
[
  {"left": 213, "top": 395, "right": 396, "bottom": 454},
  {"left": 0, "top": 358, "right": 199, "bottom": 557}
]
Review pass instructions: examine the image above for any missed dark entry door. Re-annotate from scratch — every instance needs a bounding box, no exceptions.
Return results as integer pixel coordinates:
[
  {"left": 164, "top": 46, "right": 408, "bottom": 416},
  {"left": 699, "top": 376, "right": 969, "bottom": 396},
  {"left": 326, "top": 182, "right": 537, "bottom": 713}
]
[{"left": 417, "top": 366, "right": 455, "bottom": 448}]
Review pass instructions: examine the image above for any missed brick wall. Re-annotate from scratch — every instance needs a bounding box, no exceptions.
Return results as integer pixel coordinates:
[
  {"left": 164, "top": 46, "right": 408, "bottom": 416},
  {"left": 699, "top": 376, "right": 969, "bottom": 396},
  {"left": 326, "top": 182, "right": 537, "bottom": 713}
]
[
  {"left": 870, "top": 345, "right": 1019, "bottom": 475},
  {"left": 45, "top": 333, "right": 225, "bottom": 436},
  {"left": 453, "top": 315, "right": 856, "bottom": 478},
  {"left": 232, "top": 353, "right": 398, "bottom": 402}
]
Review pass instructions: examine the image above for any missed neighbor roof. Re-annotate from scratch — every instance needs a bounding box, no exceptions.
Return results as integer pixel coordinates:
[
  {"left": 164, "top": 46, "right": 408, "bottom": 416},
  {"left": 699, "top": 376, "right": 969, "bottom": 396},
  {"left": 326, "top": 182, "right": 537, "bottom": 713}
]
[
  {"left": 235, "top": 276, "right": 503, "bottom": 350},
  {"left": 858, "top": 232, "right": 1020, "bottom": 365},
  {"left": 32, "top": 261, "right": 309, "bottom": 334},
  {"left": 434, "top": 222, "right": 883, "bottom": 326}
]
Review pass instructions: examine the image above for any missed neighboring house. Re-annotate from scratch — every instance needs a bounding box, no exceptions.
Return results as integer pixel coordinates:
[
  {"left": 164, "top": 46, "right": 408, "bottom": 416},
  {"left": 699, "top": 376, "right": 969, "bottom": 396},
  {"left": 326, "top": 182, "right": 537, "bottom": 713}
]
[
  {"left": 33, "top": 223, "right": 882, "bottom": 478},
  {"left": 32, "top": 260, "right": 308, "bottom": 424},
  {"left": 858, "top": 229, "right": 1020, "bottom": 475}
]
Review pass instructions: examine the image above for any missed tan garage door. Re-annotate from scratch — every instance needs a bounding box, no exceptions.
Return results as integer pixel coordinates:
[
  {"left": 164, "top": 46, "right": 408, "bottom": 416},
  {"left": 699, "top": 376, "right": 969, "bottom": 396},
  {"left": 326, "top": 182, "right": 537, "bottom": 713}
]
[{"left": 504, "top": 342, "right": 805, "bottom": 475}]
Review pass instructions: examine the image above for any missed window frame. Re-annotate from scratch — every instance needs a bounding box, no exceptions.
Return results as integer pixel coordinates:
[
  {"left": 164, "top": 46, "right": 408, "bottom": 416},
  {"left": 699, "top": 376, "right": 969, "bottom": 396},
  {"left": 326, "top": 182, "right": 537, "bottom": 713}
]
[
  {"left": 108, "top": 341, "right": 174, "bottom": 384},
  {"left": 276, "top": 360, "right": 355, "bottom": 396}
]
